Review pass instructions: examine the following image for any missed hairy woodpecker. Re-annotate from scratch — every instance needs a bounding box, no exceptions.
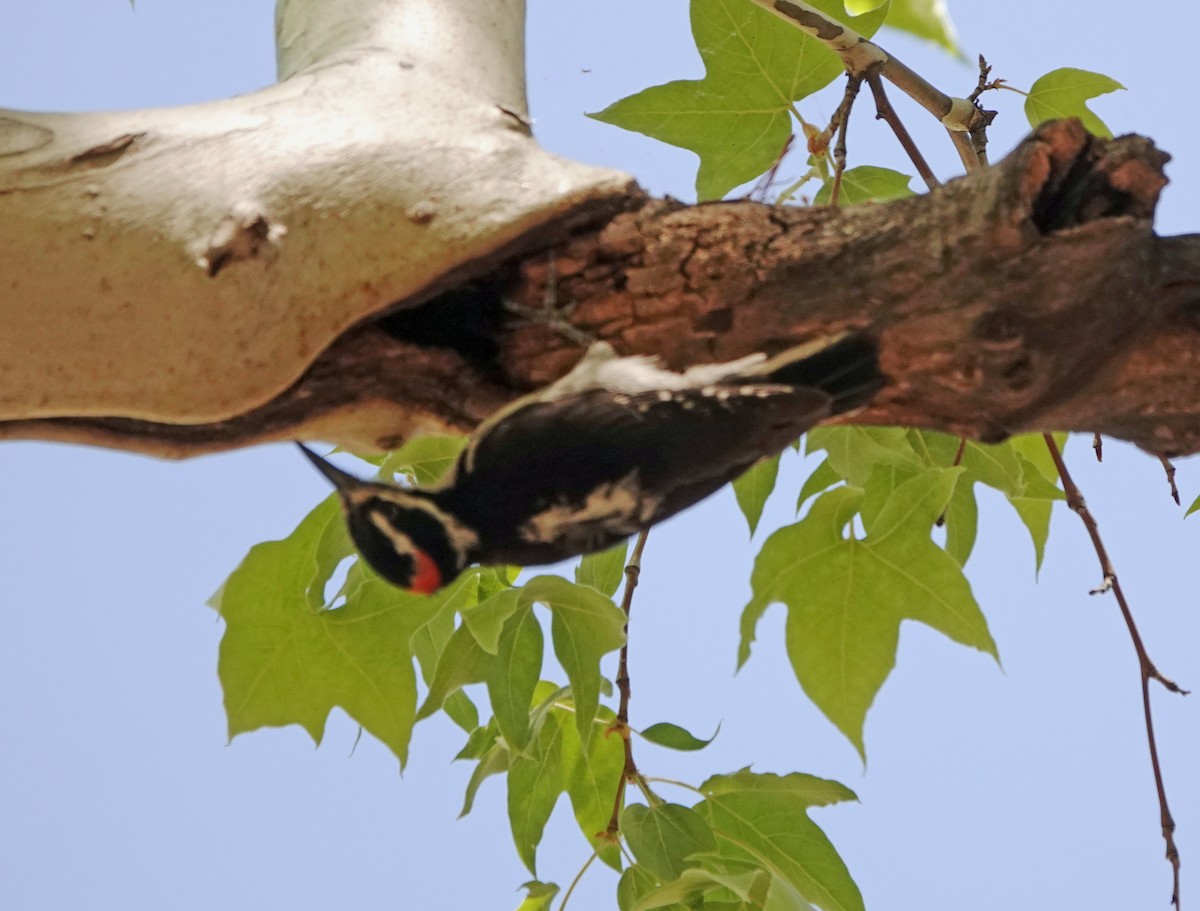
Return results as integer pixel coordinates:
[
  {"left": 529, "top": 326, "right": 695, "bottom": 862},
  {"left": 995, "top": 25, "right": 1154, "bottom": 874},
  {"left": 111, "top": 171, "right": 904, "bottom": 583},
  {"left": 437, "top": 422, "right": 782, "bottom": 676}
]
[{"left": 298, "top": 332, "right": 883, "bottom": 593}]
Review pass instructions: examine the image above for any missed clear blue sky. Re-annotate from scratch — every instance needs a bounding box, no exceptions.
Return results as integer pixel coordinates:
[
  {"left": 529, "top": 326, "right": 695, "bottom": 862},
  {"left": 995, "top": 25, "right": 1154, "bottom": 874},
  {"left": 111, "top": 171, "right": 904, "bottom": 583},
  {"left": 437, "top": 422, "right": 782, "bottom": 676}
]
[{"left": 2, "top": 2, "right": 1198, "bottom": 909}]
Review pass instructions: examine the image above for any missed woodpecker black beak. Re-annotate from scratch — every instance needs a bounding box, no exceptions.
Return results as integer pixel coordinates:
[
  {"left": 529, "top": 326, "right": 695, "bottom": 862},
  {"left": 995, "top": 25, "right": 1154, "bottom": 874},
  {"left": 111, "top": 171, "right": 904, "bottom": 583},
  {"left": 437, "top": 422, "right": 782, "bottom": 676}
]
[{"left": 295, "top": 443, "right": 364, "bottom": 495}]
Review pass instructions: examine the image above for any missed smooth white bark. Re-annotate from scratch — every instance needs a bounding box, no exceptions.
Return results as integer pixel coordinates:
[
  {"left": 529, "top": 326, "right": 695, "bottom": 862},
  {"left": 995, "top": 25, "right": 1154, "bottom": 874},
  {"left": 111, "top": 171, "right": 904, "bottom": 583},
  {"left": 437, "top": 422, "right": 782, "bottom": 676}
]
[{"left": 0, "top": 0, "right": 631, "bottom": 426}]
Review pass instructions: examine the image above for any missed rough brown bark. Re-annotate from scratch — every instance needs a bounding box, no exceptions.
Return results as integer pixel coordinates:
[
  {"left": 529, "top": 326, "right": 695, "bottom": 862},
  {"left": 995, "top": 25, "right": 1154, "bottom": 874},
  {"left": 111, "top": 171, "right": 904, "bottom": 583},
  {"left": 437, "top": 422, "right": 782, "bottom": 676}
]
[{"left": 4, "top": 119, "right": 1197, "bottom": 457}]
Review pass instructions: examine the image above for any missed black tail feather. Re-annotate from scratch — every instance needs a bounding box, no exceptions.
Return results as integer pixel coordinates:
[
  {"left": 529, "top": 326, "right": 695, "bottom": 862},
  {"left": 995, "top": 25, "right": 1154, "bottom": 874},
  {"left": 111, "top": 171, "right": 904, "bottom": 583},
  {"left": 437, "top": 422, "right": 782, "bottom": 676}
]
[{"left": 758, "top": 333, "right": 884, "bottom": 414}]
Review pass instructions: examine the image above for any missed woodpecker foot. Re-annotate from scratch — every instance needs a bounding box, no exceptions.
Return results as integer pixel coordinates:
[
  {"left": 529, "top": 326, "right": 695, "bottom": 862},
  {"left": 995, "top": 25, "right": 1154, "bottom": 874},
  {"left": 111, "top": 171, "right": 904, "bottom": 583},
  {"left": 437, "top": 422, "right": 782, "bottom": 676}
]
[{"left": 503, "top": 255, "right": 595, "bottom": 347}]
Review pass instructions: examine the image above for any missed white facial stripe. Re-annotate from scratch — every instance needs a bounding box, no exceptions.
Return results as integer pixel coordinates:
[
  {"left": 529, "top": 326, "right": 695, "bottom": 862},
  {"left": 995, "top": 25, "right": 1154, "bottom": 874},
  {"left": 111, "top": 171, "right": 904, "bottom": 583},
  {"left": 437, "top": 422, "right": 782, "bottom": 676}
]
[{"left": 369, "top": 511, "right": 419, "bottom": 556}]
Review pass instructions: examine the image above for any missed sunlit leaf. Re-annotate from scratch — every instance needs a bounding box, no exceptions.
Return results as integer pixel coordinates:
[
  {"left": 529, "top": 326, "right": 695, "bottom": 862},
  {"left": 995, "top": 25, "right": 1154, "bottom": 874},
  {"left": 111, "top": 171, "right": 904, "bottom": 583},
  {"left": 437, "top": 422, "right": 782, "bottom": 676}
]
[
  {"left": 216, "top": 497, "right": 451, "bottom": 766},
  {"left": 806, "top": 426, "right": 921, "bottom": 485},
  {"left": 814, "top": 165, "right": 915, "bottom": 205},
  {"left": 486, "top": 606, "right": 545, "bottom": 751},
  {"left": 698, "top": 770, "right": 861, "bottom": 911},
  {"left": 1025, "top": 67, "right": 1124, "bottom": 138},
  {"left": 742, "top": 472, "right": 997, "bottom": 755},
  {"left": 589, "top": 0, "right": 888, "bottom": 199},
  {"left": 561, "top": 704, "right": 625, "bottom": 869},
  {"left": 848, "top": 0, "right": 960, "bottom": 54},
  {"left": 797, "top": 458, "right": 841, "bottom": 511},
  {"left": 415, "top": 622, "right": 490, "bottom": 721},
  {"left": 523, "top": 575, "right": 627, "bottom": 745},
  {"left": 514, "top": 881, "right": 560, "bottom": 911},
  {"left": 734, "top": 455, "right": 782, "bottom": 535},
  {"left": 378, "top": 434, "right": 468, "bottom": 486},
  {"left": 508, "top": 712, "right": 565, "bottom": 875},
  {"left": 639, "top": 721, "right": 719, "bottom": 751},
  {"left": 576, "top": 540, "right": 631, "bottom": 597},
  {"left": 624, "top": 803, "right": 718, "bottom": 882}
]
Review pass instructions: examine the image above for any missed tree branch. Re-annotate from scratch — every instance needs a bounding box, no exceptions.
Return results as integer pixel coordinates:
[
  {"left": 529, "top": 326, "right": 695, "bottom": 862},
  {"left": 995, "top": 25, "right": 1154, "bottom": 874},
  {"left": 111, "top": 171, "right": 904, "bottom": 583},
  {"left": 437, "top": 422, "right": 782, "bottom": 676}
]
[{"left": 5, "top": 120, "right": 1198, "bottom": 458}]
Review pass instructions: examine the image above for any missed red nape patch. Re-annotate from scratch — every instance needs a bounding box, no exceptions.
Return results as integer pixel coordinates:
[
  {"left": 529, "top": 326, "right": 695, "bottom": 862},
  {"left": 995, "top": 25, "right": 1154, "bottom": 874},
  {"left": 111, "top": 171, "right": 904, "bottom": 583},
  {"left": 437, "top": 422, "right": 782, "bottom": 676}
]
[{"left": 409, "top": 548, "right": 443, "bottom": 595}]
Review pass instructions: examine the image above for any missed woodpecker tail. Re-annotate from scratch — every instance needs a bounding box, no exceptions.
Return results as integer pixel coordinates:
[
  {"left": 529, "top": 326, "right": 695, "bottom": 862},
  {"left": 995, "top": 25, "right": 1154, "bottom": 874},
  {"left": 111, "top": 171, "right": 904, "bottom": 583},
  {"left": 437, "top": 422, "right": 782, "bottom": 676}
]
[{"left": 752, "top": 332, "right": 884, "bottom": 414}]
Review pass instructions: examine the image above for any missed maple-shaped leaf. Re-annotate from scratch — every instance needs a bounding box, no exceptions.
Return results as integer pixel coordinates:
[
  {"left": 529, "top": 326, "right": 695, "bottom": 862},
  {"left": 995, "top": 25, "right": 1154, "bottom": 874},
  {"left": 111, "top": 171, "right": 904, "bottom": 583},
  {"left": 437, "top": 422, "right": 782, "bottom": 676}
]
[
  {"left": 697, "top": 770, "right": 862, "bottom": 911},
  {"left": 741, "top": 470, "right": 997, "bottom": 755},
  {"left": 1024, "top": 67, "right": 1124, "bottom": 139},
  {"left": 589, "top": 0, "right": 889, "bottom": 199},
  {"left": 814, "top": 164, "right": 914, "bottom": 205},
  {"left": 215, "top": 496, "right": 465, "bottom": 767}
]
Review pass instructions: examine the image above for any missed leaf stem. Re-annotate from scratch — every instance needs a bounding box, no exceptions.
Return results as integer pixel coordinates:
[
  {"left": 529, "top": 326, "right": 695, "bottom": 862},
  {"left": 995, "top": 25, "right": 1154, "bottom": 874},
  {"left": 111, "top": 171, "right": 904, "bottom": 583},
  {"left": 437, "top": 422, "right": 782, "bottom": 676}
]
[{"left": 557, "top": 847, "right": 599, "bottom": 911}]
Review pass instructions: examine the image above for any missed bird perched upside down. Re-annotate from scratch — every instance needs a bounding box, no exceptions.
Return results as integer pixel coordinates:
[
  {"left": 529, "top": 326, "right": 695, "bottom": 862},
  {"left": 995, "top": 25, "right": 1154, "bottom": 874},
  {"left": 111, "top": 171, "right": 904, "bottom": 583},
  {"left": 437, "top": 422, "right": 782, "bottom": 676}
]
[{"left": 299, "top": 332, "right": 884, "bottom": 593}]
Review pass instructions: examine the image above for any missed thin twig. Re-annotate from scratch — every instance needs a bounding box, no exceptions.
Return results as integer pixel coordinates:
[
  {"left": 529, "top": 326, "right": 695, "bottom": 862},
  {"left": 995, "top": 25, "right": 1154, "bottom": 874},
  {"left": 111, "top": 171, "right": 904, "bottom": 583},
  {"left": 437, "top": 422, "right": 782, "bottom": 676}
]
[
  {"left": 749, "top": 133, "right": 795, "bottom": 202},
  {"left": 605, "top": 530, "right": 650, "bottom": 838},
  {"left": 1043, "top": 434, "right": 1185, "bottom": 907},
  {"left": 866, "top": 75, "right": 938, "bottom": 190},
  {"left": 965, "top": 54, "right": 1002, "bottom": 164},
  {"left": 828, "top": 73, "right": 865, "bottom": 207},
  {"left": 1158, "top": 453, "right": 1181, "bottom": 505},
  {"left": 1093, "top": 432, "right": 1104, "bottom": 462}
]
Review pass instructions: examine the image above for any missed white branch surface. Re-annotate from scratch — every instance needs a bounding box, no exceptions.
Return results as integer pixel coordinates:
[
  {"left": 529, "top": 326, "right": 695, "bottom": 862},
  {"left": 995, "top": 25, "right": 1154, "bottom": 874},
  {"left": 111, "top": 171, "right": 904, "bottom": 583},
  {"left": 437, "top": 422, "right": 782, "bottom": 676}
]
[{"left": 0, "top": 0, "right": 632, "bottom": 425}]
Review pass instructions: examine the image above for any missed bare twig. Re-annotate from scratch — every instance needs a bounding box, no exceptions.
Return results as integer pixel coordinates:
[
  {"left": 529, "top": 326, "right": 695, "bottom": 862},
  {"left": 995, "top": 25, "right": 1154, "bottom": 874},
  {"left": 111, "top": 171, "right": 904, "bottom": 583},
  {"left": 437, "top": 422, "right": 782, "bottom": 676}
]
[
  {"left": 746, "top": 0, "right": 990, "bottom": 167},
  {"left": 1093, "top": 432, "right": 1104, "bottom": 462},
  {"left": 828, "top": 73, "right": 865, "bottom": 207},
  {"left": 1043, "top": 434, "right": 1185, "bottom": 907},
  {"left": 964, "top": 55, "right": 1001, "bottom": 165},
  {"left": 605, "top": 530, "right": 650, "bottom": 838},
  {"left": 866, "top": 75, "right": 938, "bottom": 190},
  {"left": 749, "top": 133, "right": 795, "bottom": 202},
  {"left": 1158, "top": 453, "right": 1181, "bottom": 505}
]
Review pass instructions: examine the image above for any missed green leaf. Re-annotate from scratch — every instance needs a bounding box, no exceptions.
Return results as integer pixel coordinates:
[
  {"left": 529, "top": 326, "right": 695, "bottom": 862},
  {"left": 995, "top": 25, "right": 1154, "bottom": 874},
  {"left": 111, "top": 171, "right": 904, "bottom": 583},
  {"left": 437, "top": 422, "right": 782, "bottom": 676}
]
[
  {"left": 797, "top": 458, "right": 841, "bottom": 511},
  {"left": 733, "top": 455, "right": 782, "bottom": 536},
  {"left": 848, "top": 0, "right": 960, "bottom": 54},
  {"left": 1006, "top": 434, "right": 1066, "bottom": 571},
  {"left": 814, "top": 165, "right": 915, "bottom": 205},
  {"left": 639, "top": 721, "right": 719, "bottom": 752},
  {"left": 514, "top": 881, "right": 560, "bottom": 911},
  {"left": 619, "top": 865, "right": 662, "bottom": 911},
  {"left": 461, "top": 587, "right": 523, "bottom": 655},
  {"left": 624, "top": 803, "right": 719, "bottom": 882},
  {"left": 588, "top": 0, "right": 889, "bottom": 199},
  {"left": 698, "top": 770, "right": 861, "bottom": 911},
  {"left": 486, "top": 606, "right": 545, "bottom": 751},
  {"left": 806, "top": 426, "right": 921, "bottom": 486},
  {"left": 1025, "top": 67, "right": 1124, "bottom": 139},
  {"left": 561, "top": 704, "right": 625, "bottom": 869},
  {"left": 377, "top": 433, "right": 468, "bottom": 486},
  {"left": 415, "top": 622, "right": 491, "bottom": 721},
  {"left": 742, "top": 472, "right": 997, "bottom": 755},
  {"left": 522, "top": 575, "right": 627, "bottom": 745},
  {"left": 576, "top": 540, "right": 631, "bottom": 597},
  {"left": 459, "top": 734, "right": 509, "bottom": 817},
  {"left": 633, "top": 868, "right": 770, "bottom": 911},
  {"left": 508, "top": 712, "right": 565, "bottom": 875},
  {"left": 908, "top": 431, "right": 1064, "bottom": 568},
  {"left": 1187, "top": 493, "right": 1200, "bottom": 517},
  {"left": 941, "top": 479, "right": 979, "bottom": 566},
  {"left": 217, "top": 499, "right": 448, "bottom": 765}
]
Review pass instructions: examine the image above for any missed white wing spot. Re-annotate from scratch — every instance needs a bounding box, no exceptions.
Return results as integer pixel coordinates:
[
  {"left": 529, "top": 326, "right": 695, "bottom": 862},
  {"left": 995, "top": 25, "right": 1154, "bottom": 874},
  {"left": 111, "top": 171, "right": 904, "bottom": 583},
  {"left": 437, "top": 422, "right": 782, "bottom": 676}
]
[{"left": 519, "top": 474, "right": 652, "bottom": 546}]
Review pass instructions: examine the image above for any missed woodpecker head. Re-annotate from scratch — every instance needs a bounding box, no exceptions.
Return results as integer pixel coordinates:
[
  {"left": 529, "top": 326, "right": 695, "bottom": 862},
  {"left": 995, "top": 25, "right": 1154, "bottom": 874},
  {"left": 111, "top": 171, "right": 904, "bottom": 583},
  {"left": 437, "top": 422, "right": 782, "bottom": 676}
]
[{"left": 296, "top": 444, "right": 473, "bottom": 594}]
